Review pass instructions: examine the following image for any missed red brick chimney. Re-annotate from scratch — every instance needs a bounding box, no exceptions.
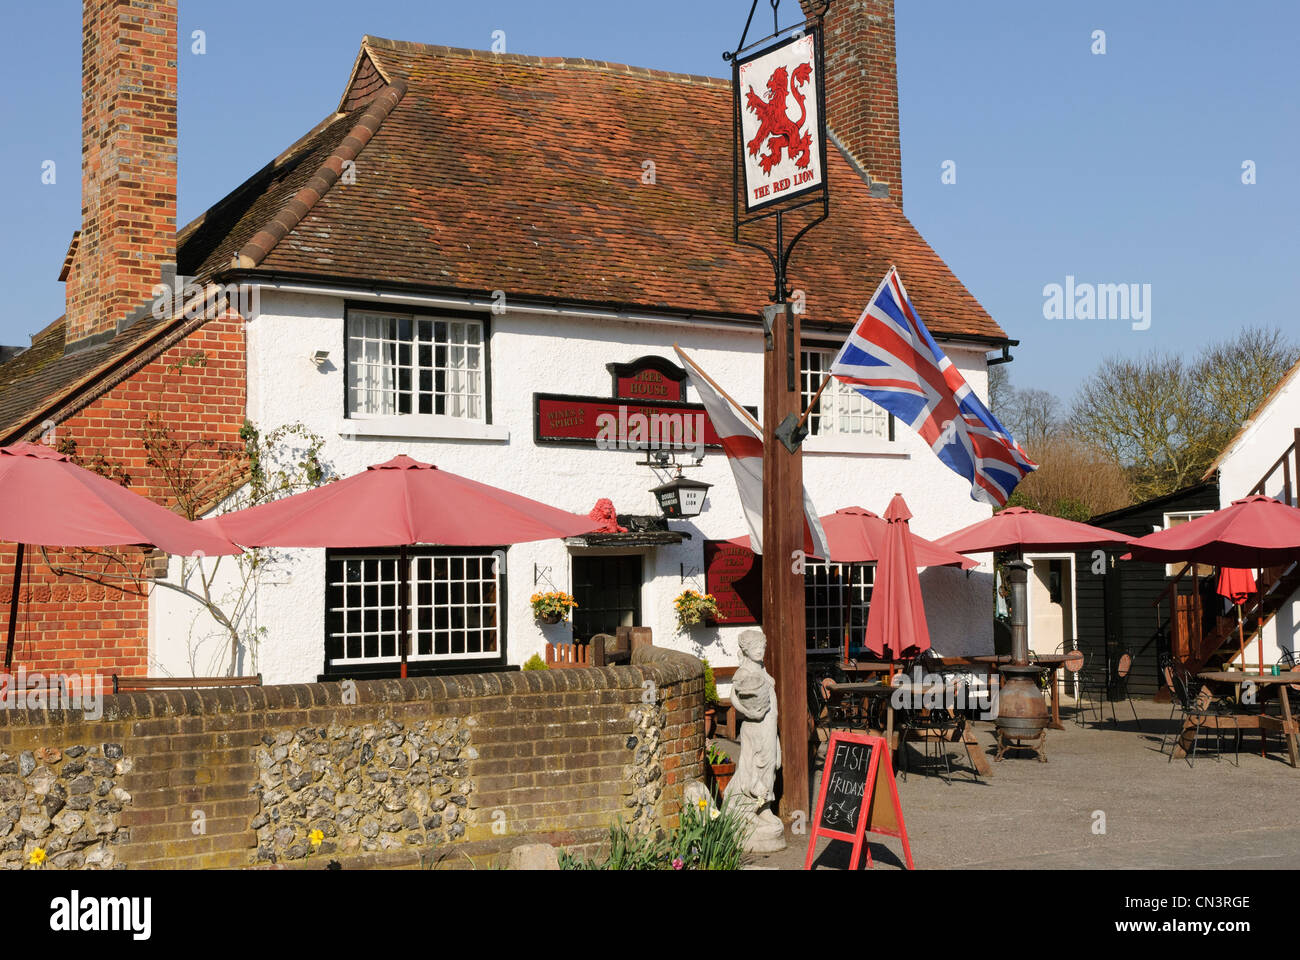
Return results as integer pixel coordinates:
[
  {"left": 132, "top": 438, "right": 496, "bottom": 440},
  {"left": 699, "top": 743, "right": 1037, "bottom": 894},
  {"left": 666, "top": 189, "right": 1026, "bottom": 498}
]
[
  {"left": 801, "top": 0, "right": 903, "bottom": 206},
  {"left": 63, "top": 0, "right": 178, "bottom": 351}
]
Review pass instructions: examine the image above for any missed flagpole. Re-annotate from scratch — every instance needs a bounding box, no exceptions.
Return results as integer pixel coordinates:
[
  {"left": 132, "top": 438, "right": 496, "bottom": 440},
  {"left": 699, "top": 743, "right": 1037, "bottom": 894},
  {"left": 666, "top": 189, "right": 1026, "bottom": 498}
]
[
  {"left": 797, "top": 372, "right": 834, "bottom": 432},
  {"left": 673, "top": 344, "right": 763, "bottom": 434}
]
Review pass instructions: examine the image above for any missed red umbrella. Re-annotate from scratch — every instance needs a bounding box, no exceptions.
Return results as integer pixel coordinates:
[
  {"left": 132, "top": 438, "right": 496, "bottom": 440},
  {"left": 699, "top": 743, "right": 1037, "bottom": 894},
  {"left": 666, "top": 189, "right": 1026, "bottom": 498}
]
[
  {"left": 932, "top": 506, "right": 1133, "bottom": 556},
  {"left": 725, "top": 506, "right": 976, "bottom": 569},
  {"left": 1216, "top": 566, "right": 1257, "bottom": 605},
  {"left": 863, "top": 494, "right": 931, "bottom": 659},
  {"left": 1217, "top": 566, "right": 1258, "bottom": 667},
  {"left": 1, "top": 442, "right": 240, "bottom": 668},
  {"left": 1124, "top": 496, "right": 1300, "bottom": 568},
  {"left": 205, "top": 454, "right": 598, "bottom": 676},
  {"left": 206, "top": 455, "right": 597, "bottom": 548}
]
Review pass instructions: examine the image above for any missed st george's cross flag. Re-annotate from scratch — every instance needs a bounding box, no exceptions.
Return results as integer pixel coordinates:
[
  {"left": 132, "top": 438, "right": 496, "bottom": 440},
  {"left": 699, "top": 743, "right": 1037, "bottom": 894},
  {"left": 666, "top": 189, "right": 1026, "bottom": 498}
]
[
  {"left": 673, "top": 345, "right": 831, "bottom": 559},
  {"left": 830, "top": 267, "right": 1037, "bottom": 507}
]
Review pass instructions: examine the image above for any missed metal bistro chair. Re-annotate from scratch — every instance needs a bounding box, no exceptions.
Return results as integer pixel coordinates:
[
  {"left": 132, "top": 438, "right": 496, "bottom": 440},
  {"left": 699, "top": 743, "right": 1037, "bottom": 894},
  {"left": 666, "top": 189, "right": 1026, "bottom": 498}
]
[
  {"left": 1159, "top": 654, "right": 1240, "bottom": 768},
  {"left": 1076, "top": 647, "right": 1143, "bottom": 730},
  {"left": 807, "top": 664, "right": 871, "bottom": 746}
]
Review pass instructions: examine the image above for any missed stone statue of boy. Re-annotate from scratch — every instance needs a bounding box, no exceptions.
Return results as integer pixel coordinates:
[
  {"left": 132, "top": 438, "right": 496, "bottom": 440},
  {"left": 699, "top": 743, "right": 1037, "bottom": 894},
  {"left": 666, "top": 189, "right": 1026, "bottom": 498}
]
[{"left": 722, "top": 629, "right": 786, "bottom": 852}]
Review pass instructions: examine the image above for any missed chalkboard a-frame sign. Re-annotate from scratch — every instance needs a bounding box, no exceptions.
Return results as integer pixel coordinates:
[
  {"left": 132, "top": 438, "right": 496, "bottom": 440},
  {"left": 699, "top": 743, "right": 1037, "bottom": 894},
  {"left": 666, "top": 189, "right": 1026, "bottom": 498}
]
[{"left": 804, "top": 732, "right": 914, "bottom": 870}]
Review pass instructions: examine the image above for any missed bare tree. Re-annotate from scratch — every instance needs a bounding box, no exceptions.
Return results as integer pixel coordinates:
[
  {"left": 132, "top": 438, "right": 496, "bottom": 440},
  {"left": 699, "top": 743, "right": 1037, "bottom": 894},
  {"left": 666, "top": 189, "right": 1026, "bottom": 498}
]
[{"left": 1069, "top": 326, "right": 1299, "bottom": 501}]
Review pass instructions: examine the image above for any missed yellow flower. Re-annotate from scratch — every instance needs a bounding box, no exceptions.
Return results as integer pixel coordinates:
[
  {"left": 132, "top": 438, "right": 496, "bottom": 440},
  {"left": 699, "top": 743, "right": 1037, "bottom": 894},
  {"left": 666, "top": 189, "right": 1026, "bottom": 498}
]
[
  {"left": 697, "top": 798, "right": 708, "bottom": 810},
  {"left": 309, "top": 829, "right": 324, "bottom": 847},
  {"left": 27, "top": 848, "right": 46, "bottom": 867}
]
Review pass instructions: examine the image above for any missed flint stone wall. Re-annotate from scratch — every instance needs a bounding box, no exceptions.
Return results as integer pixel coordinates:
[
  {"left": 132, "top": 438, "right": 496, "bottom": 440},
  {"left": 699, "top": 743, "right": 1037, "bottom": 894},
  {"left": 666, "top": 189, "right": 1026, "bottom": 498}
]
[{"left": 0, "top": 646, "right": 703, "bottom": 868}]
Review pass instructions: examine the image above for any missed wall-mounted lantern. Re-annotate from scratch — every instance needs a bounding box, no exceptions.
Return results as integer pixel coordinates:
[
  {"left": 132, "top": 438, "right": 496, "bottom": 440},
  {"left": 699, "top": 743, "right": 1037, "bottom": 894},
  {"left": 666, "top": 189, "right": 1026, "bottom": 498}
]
[{"left": 651, "top": 474, "right": 713, "bottom": 519}]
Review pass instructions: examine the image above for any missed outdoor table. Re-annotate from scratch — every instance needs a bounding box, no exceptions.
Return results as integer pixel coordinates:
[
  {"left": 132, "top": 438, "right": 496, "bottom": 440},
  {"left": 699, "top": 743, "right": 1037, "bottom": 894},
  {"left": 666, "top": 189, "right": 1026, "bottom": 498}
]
[
  {"left": 825, "top": 679, "right": 992, "bottom": 778},
  {"left": 1169, "top": 671, "right": 1300, "bottom": 767},
  {"left": 971, "top": 654, "right": 1070, "bottom": 731}
]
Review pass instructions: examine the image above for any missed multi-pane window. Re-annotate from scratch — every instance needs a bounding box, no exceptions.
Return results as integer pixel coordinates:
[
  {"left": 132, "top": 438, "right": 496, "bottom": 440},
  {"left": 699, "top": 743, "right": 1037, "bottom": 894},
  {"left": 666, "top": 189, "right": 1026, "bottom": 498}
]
[
  {"left": 346, "top": 311, "right": 485, "bottom": 420},
  {"left": 801, "top": 348, "right": 891, "bottom": 439},
  {"left": 1163, "top": 512, "right": 1214, "bottom": 578},
  {"left": 805, "top": 561, "right": 874, "bottom": 652},
  {"left": 326, "top": 550, "right": 501, "bottom": 668}
]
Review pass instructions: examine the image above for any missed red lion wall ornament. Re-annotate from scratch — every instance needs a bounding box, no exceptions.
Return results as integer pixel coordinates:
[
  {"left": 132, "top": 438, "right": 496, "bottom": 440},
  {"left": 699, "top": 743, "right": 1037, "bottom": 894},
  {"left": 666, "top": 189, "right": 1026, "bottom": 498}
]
[
  {"left": 744, "top": 61, "right": 814, "bottom": 175},
  {"left": 588, "top": 499, "right": 627, "bottom": 534}
]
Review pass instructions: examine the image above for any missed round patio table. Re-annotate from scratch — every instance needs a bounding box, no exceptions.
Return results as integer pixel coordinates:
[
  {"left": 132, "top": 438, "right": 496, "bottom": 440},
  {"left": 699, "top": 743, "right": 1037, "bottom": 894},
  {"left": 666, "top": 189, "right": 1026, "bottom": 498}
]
[{"left": 1184, "top": 671, "right": 1300, "bottom": 767}]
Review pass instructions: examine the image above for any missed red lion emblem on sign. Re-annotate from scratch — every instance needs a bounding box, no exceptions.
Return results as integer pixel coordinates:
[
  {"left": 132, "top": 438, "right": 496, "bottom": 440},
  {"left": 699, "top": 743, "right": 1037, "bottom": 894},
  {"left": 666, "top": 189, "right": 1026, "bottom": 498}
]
[{"left": 745, "top": 62, "right": 814, "bottom": 175}]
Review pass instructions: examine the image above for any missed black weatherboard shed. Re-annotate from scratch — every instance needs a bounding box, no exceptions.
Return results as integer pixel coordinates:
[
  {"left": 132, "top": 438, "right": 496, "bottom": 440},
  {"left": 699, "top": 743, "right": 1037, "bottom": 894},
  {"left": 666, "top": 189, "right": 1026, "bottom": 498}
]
[{"left": 1072, "top": 479, "right": 1221, "bottom": 700}]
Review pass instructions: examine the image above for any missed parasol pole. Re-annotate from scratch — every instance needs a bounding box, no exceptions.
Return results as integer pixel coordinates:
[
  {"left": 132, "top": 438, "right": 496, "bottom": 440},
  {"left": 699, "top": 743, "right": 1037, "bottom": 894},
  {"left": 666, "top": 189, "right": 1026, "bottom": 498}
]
[{"left": 4, "top": 543, "right": 24, "bottom": 671}]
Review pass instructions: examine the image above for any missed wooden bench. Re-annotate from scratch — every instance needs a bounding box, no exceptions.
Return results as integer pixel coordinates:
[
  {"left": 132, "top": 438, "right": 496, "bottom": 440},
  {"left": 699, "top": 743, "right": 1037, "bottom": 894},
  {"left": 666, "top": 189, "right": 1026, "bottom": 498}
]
[
  {"left": 112, "top": 674, "right": 262, "bottom": 693},
  {"left": 712, "top": 666, "right": 739, "bottom": 740}
]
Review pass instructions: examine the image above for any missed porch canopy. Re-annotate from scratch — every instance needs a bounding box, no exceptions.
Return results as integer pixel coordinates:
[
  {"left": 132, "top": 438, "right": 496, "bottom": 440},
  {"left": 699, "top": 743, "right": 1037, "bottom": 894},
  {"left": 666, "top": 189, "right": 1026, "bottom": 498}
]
[
  {"left": 203, "top": 454, "right": 598, "bottom": 675},
  {"left": 0, "top": 441, "right": 240, "bottom": 668},
  {"left": 932, "top": 506, "right": 1133, "bottom": 556},
  {"left": 726, "top": 505, "right": 976, "bottom": 569}
]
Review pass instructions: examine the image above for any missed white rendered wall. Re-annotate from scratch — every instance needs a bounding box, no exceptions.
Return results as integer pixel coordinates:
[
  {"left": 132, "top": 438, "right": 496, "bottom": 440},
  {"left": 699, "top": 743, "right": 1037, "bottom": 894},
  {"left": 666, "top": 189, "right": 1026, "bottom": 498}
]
[
  {"left": 1214, "top": 364, "right": 1300, "bottom": 665},
  {"left": 149, "top": 287, "right": 998, "bottom": 683}
]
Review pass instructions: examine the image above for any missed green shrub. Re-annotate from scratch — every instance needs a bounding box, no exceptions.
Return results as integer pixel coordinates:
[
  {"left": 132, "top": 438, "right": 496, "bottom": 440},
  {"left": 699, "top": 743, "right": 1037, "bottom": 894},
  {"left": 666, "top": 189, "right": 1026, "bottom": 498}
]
[
  {"left": 558, "top": 803, "right": 749, "bottom": 871},
  {"left": 670, "top": 800, "right": 749, "bottom": 871},
  {"left": 701, "top": 658, "right": 718, "bottom": 705},
  {"left": 522, "top": 653, "right": 548, "bottom": 671}
]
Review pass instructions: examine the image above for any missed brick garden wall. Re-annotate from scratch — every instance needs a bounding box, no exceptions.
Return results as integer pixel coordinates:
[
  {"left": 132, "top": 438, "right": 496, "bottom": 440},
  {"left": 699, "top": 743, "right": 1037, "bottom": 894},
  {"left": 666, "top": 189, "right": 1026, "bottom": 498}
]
[
  {"left": 0, "top": 313, "right": 247, "bottom": 688},
  {"left": 0, "top": 646, "right": 704, "bottom": 869}
]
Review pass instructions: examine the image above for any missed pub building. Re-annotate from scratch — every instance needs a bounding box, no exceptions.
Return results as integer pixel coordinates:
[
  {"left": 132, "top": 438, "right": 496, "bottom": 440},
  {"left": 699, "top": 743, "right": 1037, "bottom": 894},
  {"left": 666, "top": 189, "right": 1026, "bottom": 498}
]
[{"left": 0, "top": 1, "right": 1016, "bottom": 686}]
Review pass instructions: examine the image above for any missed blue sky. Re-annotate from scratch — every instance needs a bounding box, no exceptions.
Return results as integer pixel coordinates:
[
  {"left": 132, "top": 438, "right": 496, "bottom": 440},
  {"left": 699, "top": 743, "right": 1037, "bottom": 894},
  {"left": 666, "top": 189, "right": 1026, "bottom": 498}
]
[{"left": 2, "top": 0, "right": 1296, "bottom": 403}]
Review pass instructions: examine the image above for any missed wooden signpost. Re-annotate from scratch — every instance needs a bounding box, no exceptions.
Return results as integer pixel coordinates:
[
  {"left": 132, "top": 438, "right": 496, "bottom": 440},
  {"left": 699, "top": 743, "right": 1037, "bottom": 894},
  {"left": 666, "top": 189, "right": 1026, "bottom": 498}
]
[{"left": 805, "top": 732, "right": 914, "bottom": 870}]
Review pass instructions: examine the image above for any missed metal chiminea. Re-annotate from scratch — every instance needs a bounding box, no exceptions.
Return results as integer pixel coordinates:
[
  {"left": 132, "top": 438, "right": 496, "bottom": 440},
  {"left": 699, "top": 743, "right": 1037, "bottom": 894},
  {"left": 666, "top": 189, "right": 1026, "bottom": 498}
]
[{"left": 994, "top": 560, "right": 1049, "bottom": 761}]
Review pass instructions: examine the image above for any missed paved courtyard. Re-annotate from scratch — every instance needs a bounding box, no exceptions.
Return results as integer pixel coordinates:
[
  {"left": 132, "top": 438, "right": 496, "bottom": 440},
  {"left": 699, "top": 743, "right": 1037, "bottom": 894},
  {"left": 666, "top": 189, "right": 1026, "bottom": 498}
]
[{"left": 722, "top": 698, "right": 1300, "bottom": 870}]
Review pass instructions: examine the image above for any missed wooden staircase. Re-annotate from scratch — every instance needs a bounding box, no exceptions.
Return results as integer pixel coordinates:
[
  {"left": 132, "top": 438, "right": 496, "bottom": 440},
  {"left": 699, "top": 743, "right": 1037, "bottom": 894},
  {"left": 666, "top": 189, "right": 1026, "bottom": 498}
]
[{"left": 1155, "top": 428, "right": 1300, "bottom": 679}]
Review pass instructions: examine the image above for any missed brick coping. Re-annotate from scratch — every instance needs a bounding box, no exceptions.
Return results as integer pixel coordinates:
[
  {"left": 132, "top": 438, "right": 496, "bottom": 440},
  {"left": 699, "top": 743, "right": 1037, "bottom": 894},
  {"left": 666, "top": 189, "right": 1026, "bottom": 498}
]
[{"left": 0, "top": 646, "right": 702, "bottom": 727}]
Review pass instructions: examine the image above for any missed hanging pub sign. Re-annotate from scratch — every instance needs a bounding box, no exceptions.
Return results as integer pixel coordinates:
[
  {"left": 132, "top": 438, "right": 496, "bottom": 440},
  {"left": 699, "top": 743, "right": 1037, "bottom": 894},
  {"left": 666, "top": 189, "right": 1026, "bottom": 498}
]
[
  {"left": 735, "top": 30, "right": 828, "bottom": 213},
  {"left": 805, "top": 732, "right": 914, "bottom": 871}
]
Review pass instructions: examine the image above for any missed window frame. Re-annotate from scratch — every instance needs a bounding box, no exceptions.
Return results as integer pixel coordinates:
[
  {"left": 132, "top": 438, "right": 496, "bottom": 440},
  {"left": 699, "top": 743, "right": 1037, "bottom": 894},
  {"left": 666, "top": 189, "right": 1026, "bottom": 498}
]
[
  {"left": 342, "top": 301, "right": 492, "bottom": 425},
  {"left": 321, "top": 546, "right": 509, "bottom": 680},
  {"left": 800, "top": 344, "right": 895, "bottom": 442},
  {"left": 804, "top": 560, "right": 875, "bottom": 654},
  {"left": 1162, "top": 510, "right": 1214, "bottom": 578}
]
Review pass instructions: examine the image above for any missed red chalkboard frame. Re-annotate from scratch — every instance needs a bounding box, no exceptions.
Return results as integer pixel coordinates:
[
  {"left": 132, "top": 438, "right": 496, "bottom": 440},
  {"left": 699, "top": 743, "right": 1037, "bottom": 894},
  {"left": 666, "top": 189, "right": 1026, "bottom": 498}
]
[{"left": 804, "top": 731, "right": 914, "bottom": 870}]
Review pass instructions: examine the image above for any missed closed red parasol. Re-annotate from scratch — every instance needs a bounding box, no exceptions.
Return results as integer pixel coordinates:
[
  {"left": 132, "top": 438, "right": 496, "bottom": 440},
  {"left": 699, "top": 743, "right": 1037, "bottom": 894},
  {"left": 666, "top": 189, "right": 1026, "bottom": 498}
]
[
  {"left": 862, "top": 494, "right": 932, "bottom": 659},
  {"left": 0, "top": 442, "right": 240, "bottom": 668}
]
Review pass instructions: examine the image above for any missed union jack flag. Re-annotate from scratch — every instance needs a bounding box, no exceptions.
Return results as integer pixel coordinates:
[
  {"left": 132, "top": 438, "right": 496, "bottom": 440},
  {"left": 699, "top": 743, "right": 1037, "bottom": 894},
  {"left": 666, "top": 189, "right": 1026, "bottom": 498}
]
[{"left": 830, "top": 266, "right": 1037, "bottom": 507}]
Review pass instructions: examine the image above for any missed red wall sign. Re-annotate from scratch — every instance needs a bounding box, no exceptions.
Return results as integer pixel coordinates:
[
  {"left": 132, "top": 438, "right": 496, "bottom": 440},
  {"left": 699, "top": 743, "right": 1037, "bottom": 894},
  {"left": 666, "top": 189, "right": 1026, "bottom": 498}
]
[
  {"left": 534, "top": 394, "right": 725, "bottom": 449},
  {"left": 703, "top": 541, "right": 762, "bottom": 625},
  {"left": 608, "top": 356, "right": 688, "bottom": 403}
]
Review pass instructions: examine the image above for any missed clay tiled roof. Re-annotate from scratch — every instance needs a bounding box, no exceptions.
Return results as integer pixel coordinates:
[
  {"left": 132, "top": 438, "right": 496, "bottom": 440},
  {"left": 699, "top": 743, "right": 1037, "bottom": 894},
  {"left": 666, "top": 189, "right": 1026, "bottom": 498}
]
[
  {"left": 0, "top": 35, "right": 1009, "bottom": 441},
  {"left": 235, "top": 37, "right": 1006, "bottom": 341}
]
